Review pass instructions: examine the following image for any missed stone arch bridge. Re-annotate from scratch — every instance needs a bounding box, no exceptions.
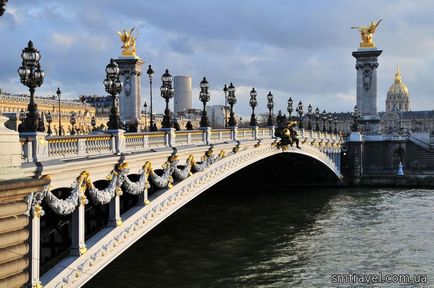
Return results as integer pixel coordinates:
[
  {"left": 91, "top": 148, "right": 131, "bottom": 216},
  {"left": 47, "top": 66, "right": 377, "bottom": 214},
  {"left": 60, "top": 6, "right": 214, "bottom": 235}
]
[{"left": 20, "top": 127, "right": 342, "bottom": 287}]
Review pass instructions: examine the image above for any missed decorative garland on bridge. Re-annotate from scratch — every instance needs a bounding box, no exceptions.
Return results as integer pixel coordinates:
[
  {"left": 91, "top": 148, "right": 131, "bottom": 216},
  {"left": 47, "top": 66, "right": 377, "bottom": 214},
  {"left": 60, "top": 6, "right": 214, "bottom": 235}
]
[
  {"left": 25, "top": 138, "right": 342, "bottom": 217},
  {"left": 27, "top": 145, "right": 231, "bottom": 216}
]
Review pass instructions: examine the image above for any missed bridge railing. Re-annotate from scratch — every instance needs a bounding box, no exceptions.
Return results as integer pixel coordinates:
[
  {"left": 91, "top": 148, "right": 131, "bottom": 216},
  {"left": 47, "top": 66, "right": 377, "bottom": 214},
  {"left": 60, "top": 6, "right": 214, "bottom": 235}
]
[
  {"left": 20, "top": 127, "right": 278, "bottom": 162},
  {"left": 19, "top": 127, "right": 342, "bottom": 163}
]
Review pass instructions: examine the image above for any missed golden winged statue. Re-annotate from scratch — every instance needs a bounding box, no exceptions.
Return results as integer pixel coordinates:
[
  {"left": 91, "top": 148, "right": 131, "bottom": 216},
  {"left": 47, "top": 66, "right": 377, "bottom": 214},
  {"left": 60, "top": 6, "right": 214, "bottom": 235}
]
[
  {"left": 117, "top": 27, "right": 137, "bottom": 56},
  {"left": 351, "top": 19, "right": 382, "bottom": 48}
]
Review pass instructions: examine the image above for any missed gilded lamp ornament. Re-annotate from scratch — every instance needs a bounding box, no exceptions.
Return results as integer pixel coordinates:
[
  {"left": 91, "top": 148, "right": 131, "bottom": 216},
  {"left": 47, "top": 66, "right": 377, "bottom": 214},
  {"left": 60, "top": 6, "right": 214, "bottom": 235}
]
[
  {"left": 117, "top": 27, "right": 138, "bottom": 57},
  {"left": 351, "top": 19, "right": 382, "bottom": 48}
]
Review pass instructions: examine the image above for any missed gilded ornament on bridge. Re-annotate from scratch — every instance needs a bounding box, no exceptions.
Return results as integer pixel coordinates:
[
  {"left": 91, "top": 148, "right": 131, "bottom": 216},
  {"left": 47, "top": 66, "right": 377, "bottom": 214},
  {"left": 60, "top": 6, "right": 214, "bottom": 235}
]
[
  {"left": 351, "top": 19, "right": 382, "bottom": 48},
  {"left": 117, "top": 27, "right": 138, "bottom": 57}
]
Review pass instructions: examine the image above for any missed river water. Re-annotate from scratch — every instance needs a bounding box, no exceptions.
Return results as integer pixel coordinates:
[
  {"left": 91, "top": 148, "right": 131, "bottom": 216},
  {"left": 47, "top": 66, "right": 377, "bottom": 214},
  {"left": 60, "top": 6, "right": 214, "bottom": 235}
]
[{"left": 87, "top": 187, "right": 434, "bottom": 287}]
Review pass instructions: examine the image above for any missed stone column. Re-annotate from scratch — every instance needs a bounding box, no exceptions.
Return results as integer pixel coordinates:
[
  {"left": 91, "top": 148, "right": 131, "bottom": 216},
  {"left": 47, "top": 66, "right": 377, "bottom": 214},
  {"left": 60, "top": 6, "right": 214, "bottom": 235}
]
[
  {"left": 352, "top": 49, "right": 382, "bottom": 134},
  {"left": 115, "top": 57, "right": 144, "bottom": 131},
  {"left": 347, "top": 131, "right": 364, "bottom": 185},
  {"left": 0, "top": 178, "right": 50, "bottom": 288}
]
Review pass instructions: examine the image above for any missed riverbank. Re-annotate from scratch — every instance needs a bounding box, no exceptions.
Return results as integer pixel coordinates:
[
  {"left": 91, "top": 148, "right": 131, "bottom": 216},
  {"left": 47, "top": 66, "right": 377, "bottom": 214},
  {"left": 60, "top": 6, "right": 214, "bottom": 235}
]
[{"left": 353, "top": 174, "right": 434, "bottom": 188}]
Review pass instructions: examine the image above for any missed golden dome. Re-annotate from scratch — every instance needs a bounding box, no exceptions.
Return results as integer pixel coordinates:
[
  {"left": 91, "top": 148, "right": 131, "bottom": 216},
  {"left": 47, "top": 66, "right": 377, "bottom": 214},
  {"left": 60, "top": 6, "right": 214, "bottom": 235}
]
[{"left": 387, "top": 67, "right": 408, "bottom": 98}]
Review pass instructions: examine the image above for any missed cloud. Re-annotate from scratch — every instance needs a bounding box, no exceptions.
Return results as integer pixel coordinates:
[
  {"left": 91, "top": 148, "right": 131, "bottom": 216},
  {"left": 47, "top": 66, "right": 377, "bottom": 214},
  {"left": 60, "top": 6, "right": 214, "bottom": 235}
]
[
  {"left": 52, "top": 33, "right": 74, "bottom": 49},
  {"left": 1, "top": 0, "right": 434, "bottom": 117}
]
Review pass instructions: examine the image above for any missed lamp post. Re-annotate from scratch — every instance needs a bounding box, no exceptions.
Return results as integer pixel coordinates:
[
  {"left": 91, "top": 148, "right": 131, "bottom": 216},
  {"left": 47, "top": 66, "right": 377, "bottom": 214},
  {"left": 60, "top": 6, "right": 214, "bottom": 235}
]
[
  {"left": 70, "top": 113, "right": 76, "bottom": 135},
  {"left": 103, "top": 59, "right": 122, "bottom": 130},
  {"left": 333, "top": 116, "right": 338, "bottom": 134},
  {"left": 91, "top": 116, "right": 96, "bottom": 132},
  {"left": 266, "top": 91, "right": 274, "bottom": 126},
  {"left": 146, "top": 65, "right": 154, "bottom": 131},
  {"left": 287, "top": 97, "right": 293, "bottom": 121},
  {"left": 0, "top": 0, "right": 8, "bottom": 16},
  {"left": 46, "top": 111, "right": 52, "bottom": 136},
  {"left": 249, "top": 88, "right": 257, "bottom": 126},
  {"left": 56, "top": 88, "right": 62, "bottom": 135},
  {"left": 160, "top": 69, "right": 174, "bottom": 129},
  {"left": 199, "top": 77, "right": 210, "bottom": 127},
  {"left": 223, "top": 84, "right": 228, "bottom": 128},
  {"left": 307, "top": 104, "right": 313, "bottom": 130},
  {"left": 143, "top": 102, "right": 148, "bottom": 131},
  {"left": 322, "top": 110, "right": 327, "bottom": 132},
  {"left": 328, "top": 113, "right": 333, "bottom": 133},
  {"left": 351, "top": 105, "right": 361, "bottom": 132},
  {"left": 315, "top": 107, "right": 320, "bottom": 131},
  {"left": 17, "top": 41, "right": 45, "bottom": 132},
  {"left": 227, "top": 82, "right": 237, "bottom": 127},
  {"left": 296, "top": 101, "right": 303, "bottom": 129}
]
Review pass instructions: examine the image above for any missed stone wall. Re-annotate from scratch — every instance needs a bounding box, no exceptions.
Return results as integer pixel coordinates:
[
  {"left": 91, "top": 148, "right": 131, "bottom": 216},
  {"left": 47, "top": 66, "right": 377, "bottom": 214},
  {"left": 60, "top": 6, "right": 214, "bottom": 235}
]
[{"left": 0, "top": 178, "right": 49, "bottom": 288}]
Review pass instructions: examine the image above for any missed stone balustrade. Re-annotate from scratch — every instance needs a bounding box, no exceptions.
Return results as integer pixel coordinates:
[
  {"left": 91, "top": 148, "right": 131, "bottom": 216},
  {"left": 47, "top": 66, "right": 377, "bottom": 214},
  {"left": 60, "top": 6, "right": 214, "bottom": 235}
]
[{"left": 19, "top": 127, "right": 342, "bottom": 163}]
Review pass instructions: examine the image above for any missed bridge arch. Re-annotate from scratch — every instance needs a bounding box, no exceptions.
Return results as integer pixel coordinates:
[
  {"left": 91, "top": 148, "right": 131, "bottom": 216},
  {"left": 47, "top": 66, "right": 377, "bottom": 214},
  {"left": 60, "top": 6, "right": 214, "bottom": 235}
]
[{"left": 40, "top": 142, "right": 342, "bottom": 287}]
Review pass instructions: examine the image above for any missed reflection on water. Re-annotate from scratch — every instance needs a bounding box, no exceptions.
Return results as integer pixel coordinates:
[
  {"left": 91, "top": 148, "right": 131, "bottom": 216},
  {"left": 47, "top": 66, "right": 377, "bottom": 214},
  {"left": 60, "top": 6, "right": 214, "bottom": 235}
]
[{"left": 87, "top": 187, "right": 434, "bottom": 288}]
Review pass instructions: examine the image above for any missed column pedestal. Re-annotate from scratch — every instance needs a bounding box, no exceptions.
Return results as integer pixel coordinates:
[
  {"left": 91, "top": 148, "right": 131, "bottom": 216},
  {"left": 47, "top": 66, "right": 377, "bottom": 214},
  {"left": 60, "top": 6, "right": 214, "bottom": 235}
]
[
  {"left": 115, "top": 56, "right": 144, "bottom": 131},
  {"left": 352, "top": 48, "right": 382, "bottom": 134}
]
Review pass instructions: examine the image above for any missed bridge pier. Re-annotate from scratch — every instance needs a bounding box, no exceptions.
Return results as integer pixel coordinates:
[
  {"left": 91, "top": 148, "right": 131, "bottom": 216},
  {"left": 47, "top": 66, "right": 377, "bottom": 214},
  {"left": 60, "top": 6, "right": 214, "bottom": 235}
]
[{"left": 345, "top": 132, "right": 364, "bottom": 185}]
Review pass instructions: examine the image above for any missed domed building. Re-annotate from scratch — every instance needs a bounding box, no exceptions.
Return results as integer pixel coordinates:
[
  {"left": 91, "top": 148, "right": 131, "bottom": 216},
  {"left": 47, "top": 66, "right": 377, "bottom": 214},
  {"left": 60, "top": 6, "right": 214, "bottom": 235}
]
[
  {"left": 385, "top": 67, "right": 410, "bottom": 112},
  {"left": 380, "top": 67, "right": 434, "bottom": 136}
]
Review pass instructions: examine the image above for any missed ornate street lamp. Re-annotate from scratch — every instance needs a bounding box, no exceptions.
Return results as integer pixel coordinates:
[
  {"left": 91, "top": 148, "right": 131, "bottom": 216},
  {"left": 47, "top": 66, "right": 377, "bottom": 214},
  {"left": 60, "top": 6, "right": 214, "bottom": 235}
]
[
  {"left": 333, "top": 116, "right": 338, "bottom": 134},
  {"left": 91, "top": 116, "right": 96, "bottom": 132},
  {"left": 146, "top": 65, "right": 154, "bottom": 131},
  {"left": 296, "top": 101, "right": 303, "bottom": 129},
  {"left": 315, "top": 107, "right": 320, "bottom": 131},
  {"left": 249, "top": 88, "right": 258, "bottom": 126},
  {"left": 287, "top": 97, "right": 293, "bottom": 121},
  {"left": 0, "top": 0, "right": 8, "bottom": 16},
  {"left": 103, "top": 59, "right": 122, "bottom": 130},
  {"left": 322, "top": 110, "right": 327, "bottom": 132},
  {"left": 223, "top": 84, "right": 228, "bottom": 128},
  {"left": 143, "top": 102, "right": 148, "bottom": 131},
  {"left": 351, "top": 105, "right": 361, "bottom": 132},
  {"left": 17, "top": 41, "right": 45, "bottom": 132},
  {"left": 266, "top": 91, "right": 274, "bottom": 126},
  {"left": 70, "top": 113, "right": 77, "bottom": 135},
  {"left": 328, "top": 112, "right": 333, "bottom": 133},
  {"left": 46, "top": 111, "right": 53, "bottom": 136},
  {"left": 307, "top": 104, "right": 313, "bottom": 130},
  {"left": 227, "top": 82, "right": 237, "bottom": 127},
  {"left": 199, "top": 77, "right": 210, "bottom": 127},
  {"left": 56, "top": 88, "right": 62, "bottom": 135},
  {"left": 160, "top": 69, "right": 174, "bottom": 129}
]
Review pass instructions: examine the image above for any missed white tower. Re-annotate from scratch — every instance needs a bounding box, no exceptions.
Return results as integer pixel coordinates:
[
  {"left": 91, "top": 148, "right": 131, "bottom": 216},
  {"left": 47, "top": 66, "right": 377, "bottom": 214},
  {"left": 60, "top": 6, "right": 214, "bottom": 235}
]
[{"left": 174, "top": 76, "right": 192, "bottom": 113}]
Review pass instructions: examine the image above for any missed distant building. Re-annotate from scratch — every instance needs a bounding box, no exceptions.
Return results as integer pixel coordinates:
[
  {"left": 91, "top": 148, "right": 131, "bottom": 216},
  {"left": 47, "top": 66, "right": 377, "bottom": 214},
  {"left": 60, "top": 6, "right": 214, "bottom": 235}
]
[
  {"left": 385, "top": 67, "right": 410, "bottom": 112},
  {"left": 206, "top": 105, "right": 229, "bottom": 128},
  {"left": 0, "top": 91, "right": 104, "bottom": 134},
  {"left": 380, "top": 68, "right": 434, "bottom": 135},
  {"left": 173, "top": 76, "right": 192, "bottom": 113},
  {"left": 80, "top": 95, "right": 112, "bottom": 117}
]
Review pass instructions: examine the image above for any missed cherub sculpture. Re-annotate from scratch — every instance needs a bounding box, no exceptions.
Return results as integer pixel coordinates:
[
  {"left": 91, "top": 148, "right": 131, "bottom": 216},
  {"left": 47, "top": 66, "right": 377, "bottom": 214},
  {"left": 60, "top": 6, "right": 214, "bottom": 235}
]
[
  {"left": 351, "top": 19, "right": 382, "bottom": 48},
  {"left": 117, "top": 28, "right": 137, "bottom": 56}
]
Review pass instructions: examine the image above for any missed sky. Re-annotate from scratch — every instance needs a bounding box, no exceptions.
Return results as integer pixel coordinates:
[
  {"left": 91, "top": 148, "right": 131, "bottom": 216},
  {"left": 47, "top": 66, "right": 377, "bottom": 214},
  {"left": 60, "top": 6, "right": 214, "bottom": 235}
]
[{"left": 1, "top": 0, "right": 434, "bottom": 117}]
